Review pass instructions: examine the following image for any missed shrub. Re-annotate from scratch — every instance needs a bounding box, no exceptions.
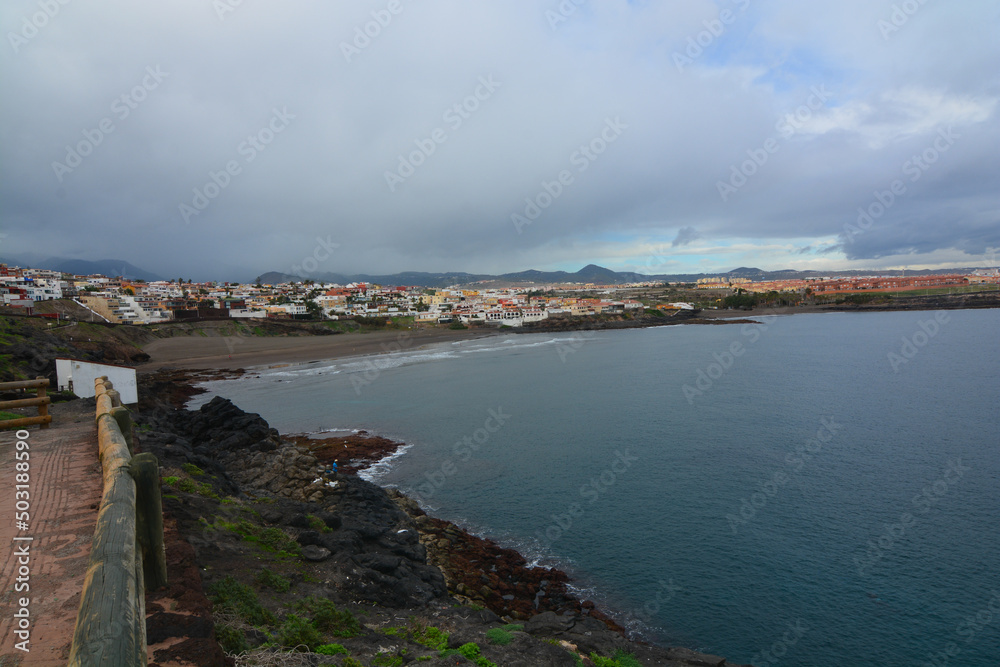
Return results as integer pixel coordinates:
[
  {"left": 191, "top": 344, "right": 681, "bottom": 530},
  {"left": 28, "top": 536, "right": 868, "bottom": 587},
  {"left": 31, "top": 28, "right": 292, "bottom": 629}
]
[
  {"left": 306, "top": 514, "right": 331, "bottom": 533},
  {"left": 257, "top": 527, "right": 300, "bottom": 554},
  {"left": 411, "top": 625, "right": 448, "bottom": 650},
  {"left": 341, "top": 658, "right": 363, "bottom": 667},
  {"left": 293, "top": 597, "right": 361, "bottom": 637},
  {"left": 589, "top": 651, "right": 641, "bottom": 667},
  {"left": 209, "top": 576, "right": 275, "bottom": 626},
  {"left": 485, "top": 628, "right": 513, "bottom": 646},
  {"left": 315, "top": 643, "right": 348, "bottom": 655},
  {"left": 440, "top": 643, "right": 496, "bottom": 667},
  {"left": 371, "top": 653, "right": 404, "bottom": 666},
  {"left": 255, "top": 568, "right": 291, "bottom": 593},
  {"left": 177, "top": 478, "right": 198, "bottom": 494},
  {"left": 276, "top": 613, "right": 321, "bottom": 651},
  {"left": 215, "top": 625, "right": 249, "bottom": 654},
  {"left": 162, "top": 476, "right": 180, "bottom": 486}
]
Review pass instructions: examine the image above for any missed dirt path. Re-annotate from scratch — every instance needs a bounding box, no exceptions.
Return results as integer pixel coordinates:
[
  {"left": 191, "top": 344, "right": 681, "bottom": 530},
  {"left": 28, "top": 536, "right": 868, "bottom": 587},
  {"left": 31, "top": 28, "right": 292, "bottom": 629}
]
[{"left": 0, "top": 413, "right": 102, "bottom": 666}]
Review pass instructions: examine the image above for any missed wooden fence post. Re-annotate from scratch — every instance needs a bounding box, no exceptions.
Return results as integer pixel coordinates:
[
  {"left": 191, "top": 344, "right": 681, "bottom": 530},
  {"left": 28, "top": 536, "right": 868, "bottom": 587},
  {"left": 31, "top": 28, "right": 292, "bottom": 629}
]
[
  {"left": 112, "top": 406, "right": 134, "bottom": 453},
  {"left": 129, "top": 453, "right": 168, "bottom": 590}
]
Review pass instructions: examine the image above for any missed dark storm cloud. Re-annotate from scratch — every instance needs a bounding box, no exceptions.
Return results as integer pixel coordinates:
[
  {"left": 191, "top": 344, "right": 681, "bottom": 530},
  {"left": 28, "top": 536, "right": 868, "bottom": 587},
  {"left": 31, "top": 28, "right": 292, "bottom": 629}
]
[{"left": 1, "top": 0, "right": 997, "bottom": 280}]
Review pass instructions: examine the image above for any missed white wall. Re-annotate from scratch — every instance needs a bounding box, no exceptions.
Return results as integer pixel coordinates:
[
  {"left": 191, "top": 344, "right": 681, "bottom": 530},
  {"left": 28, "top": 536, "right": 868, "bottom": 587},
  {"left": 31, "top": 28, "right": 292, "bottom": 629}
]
[{"left": 55, "top": 358, "right": 138, "bottom": 404}]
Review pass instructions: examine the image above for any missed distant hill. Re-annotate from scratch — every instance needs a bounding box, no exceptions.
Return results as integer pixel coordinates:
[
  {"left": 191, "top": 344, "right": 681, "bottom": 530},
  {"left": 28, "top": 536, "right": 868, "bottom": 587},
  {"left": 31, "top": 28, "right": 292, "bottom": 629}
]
[{"left": 255, "top": 264, "right": 990, "bottom": 288}]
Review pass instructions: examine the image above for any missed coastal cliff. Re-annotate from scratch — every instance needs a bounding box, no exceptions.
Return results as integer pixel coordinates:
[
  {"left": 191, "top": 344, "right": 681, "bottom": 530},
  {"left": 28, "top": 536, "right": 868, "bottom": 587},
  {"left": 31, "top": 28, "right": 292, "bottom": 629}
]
[{"left": 134, "top": 373, "right": 750, "bottom": 666}]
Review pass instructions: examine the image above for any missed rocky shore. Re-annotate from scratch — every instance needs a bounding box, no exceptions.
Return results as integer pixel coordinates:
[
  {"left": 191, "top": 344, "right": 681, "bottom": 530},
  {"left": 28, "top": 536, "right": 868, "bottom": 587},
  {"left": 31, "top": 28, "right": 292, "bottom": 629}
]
[{"left": 135, "top": 371, "right": 750, "bottom": 666}]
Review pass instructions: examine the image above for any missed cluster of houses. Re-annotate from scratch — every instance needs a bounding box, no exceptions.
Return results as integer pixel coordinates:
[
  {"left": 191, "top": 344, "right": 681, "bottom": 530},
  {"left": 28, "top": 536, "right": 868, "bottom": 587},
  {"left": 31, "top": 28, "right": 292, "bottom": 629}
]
[
  {"left": 0, "top": 264, "right": 687, "bottom": 327},
  {"left": 695, "top": 271, "right": 1000, "bottom": 294}
]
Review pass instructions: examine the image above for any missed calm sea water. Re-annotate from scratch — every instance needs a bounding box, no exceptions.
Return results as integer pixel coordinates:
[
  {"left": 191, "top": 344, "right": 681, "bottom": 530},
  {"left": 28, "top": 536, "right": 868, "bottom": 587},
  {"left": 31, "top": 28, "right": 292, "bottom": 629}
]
[{"left": 190, "top": 310, "right": 1000, "bottom": 666}]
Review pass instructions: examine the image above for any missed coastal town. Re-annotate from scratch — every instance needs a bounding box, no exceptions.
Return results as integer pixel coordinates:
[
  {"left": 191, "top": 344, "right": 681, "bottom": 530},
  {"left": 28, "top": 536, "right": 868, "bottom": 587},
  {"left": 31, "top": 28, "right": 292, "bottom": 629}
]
[{"left": 1, "top": 262, "right": 998, "bottom": 327}]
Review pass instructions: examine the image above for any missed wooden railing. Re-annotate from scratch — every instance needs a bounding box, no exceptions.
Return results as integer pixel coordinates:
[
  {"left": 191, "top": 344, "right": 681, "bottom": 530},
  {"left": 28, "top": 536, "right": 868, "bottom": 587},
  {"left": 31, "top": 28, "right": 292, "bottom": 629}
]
[
  {"left": 0, "top": 377, "right": 51, "bottom": 429},
  {"left": 68, "top": 377, "right": 166, "bottom": 667}
]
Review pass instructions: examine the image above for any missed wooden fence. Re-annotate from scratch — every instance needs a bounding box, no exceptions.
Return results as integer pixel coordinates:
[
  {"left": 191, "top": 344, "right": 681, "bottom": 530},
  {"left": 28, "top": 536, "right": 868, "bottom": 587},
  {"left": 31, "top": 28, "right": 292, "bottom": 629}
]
[
  {"left": 67, "top": 377, "right": 166, "bottom": 667},
  {"left": 0, "top": 377, "right": 51, "bottom": 429}
]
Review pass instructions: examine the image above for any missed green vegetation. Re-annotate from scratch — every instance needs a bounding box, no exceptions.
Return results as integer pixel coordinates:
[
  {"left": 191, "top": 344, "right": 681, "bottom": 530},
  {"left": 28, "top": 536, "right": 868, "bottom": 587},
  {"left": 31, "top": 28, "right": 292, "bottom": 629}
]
[
  {"left": 502, "top": 623, "right": 524, "bottom": 632},
  {"left": 448, "top": 321, "right": 468, "bottom": 330},
  {"left": 440, "top": 642, "right": 496, "bottom": 667},
  {"left": 589, "top": 650, "right": 642, "bottom": 667},
  {"left": 255, "top": 567, "right": 291, "bottom": 593},
  {"left": 209, "top": 576, "right": 275, "bottom": 626},
  {"left": 162, "top": 476, "right": 180, "bottom": 486},
  {"left": 292, "top": 597, "right": 361, "bottom": 637},
  {"left": 371, "top": 652, "right": 404, "bottom": 666},
  {"left": 485, "top": 627, "right": 513, "bottom": 645},
  {"left": 215, "top": 625, "right": 250, "bottom": 654},
  {"left": 217, "top": 519, "right": 301, "bottom": 556},
  {"left": 315, "top": 643, "right": 349, "bottom": 655},
  {"left": 0, "top": 410, "right": 23, "bottom": 421},
  {"left": 307, "top": 514, "right": 332, "bottom": 533},
  {"left": 182, "top": 463, "right": 205, "bottom": 476},
  {"left": 341, "top": 658, "right": 364, "bottom": 667},
  {"left": 276, "top": 613, "right": 322, "bottom": 651}
]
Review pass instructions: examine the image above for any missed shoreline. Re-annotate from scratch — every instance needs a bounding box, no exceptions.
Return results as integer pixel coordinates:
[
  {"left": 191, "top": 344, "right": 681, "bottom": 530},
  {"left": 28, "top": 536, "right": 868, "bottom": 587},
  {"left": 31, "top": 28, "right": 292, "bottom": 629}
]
[
  {"left": 162, "top": 369, "right": 672, "bottom": 649},
  {"left": 137, "top": 292, "right": 1000, "bottom": 372},
  {"left": 139, "top": 374, "right": 741, "bottom": 665}
]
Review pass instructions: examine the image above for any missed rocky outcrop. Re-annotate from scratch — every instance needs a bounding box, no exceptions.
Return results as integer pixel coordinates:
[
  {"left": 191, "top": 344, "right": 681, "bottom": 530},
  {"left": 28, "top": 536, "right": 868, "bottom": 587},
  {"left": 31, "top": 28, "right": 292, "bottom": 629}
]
[{"left": 135, "top": 385, "right": 752, "bottom": 666}]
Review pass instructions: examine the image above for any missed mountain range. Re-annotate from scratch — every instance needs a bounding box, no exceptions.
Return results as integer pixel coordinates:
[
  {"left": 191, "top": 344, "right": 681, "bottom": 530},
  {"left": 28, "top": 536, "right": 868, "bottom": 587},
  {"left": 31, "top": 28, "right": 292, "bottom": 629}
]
[{"left": 0, "top": 255, "right": 986, "bottom": 288}]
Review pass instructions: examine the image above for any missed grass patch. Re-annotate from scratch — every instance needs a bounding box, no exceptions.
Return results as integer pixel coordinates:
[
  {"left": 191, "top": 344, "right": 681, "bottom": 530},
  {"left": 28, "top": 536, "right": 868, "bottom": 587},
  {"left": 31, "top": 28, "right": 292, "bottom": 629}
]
[
  {"left": 208, "top": 576, "right": 275, "bottom": 627},
  {"left": 255, "top": 568, "right": 291, "bottom": 593},
  {"left": 276, "top": 613, "right": 321, "bottom": 651},
  {"left": 182, "top": 463, "right": 205, "bottom": 476},
  {"left": 439, "top": 642, "right": 496, "bottom": 667},
  {"left": 0, "top": 410, "right": 23, "bottom": 421},
  {"left": 306, "top": 514, "right": 332, "bottom": 533},
  {"left": 293, "top": 597, "right": 361, "bottom": 638},
  {"left": 219, "top": 519, "right": 300, "bottom": 556},
  {"left": 315, "top": 643, "right": 348, "bottom": 655},
  {"left": 485, "top": 627, "right": 513, "bottom": 645},
  {"left": 589, "top": 650, "right": 642, "bottom": 667}
]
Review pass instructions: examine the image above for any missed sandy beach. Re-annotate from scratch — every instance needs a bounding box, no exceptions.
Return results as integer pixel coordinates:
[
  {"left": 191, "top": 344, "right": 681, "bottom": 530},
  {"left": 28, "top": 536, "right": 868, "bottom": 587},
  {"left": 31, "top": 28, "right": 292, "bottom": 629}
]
[{"left": 139, "top": 327, "right": 501, "bottom": 371}]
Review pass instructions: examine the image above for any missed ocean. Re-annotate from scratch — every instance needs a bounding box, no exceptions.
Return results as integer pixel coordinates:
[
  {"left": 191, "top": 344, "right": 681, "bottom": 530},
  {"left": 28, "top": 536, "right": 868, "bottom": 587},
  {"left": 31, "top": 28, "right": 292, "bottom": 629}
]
[{"left": 189, "top": 309, "right": 1000, "bottom": 666}]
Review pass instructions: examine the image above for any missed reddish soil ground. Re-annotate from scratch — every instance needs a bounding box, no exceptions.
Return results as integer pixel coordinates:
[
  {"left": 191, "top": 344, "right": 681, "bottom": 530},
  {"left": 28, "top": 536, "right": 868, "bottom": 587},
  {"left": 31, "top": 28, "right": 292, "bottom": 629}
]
[{"left": 0, "top": 411, "right": 102, "bottom": 666}]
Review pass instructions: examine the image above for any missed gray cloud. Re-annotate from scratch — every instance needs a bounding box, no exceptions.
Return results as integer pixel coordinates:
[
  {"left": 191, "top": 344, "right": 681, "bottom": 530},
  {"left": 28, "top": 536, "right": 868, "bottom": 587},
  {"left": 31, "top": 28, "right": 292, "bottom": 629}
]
[{"left": 1, "top": 0, "right": 998, "bottom": 281}]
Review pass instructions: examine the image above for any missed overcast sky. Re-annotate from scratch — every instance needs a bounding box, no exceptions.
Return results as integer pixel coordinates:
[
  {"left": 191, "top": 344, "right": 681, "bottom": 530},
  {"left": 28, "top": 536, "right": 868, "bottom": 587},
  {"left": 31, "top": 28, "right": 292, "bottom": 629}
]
[{"left": 2, "top": 1, "right": 998, "bottom": 282}]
